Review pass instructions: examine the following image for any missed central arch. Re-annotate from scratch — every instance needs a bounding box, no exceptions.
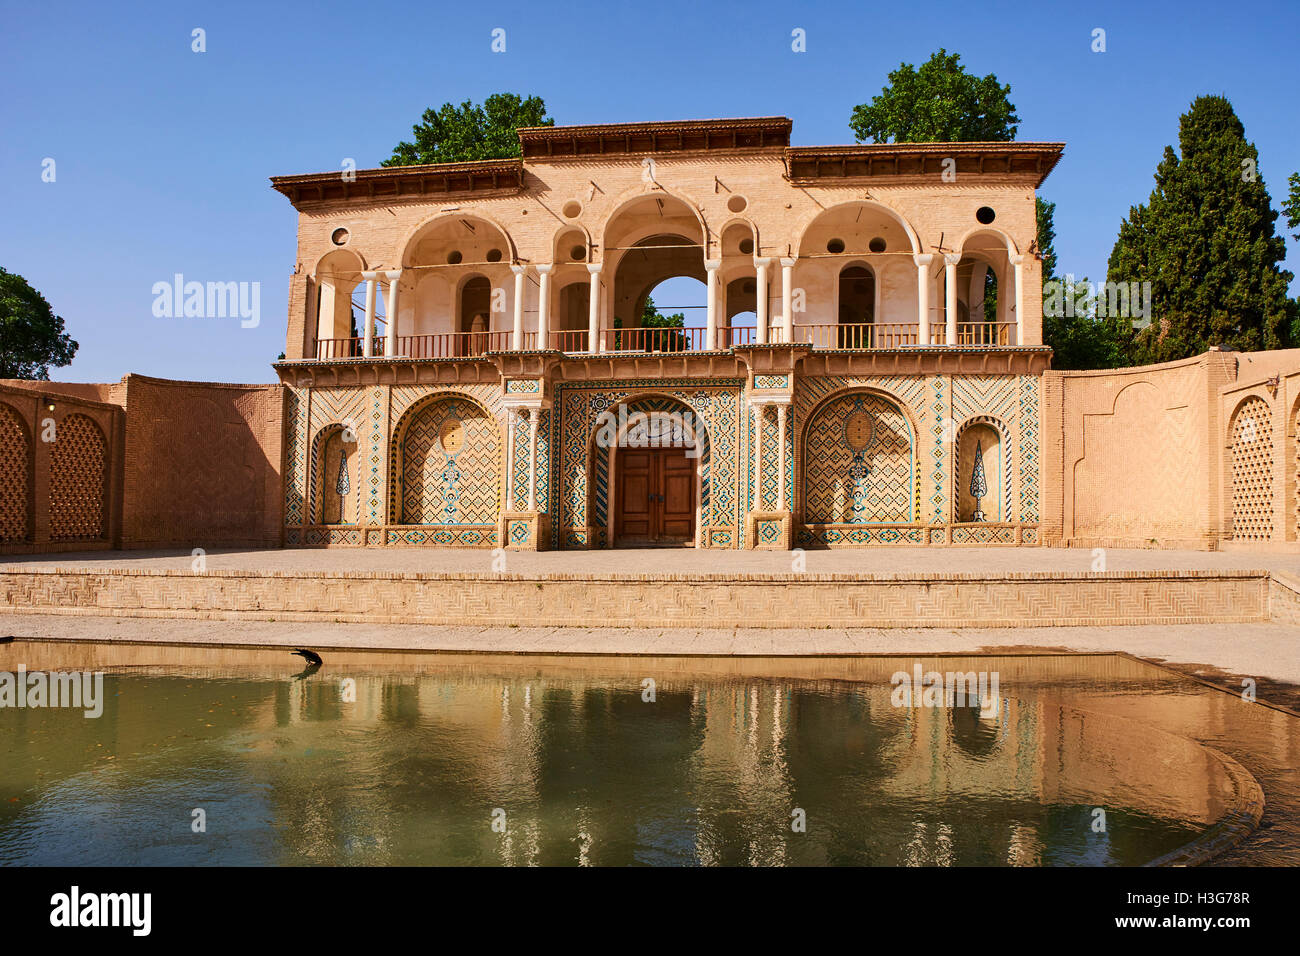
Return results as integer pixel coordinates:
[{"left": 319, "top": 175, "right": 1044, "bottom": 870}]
[
  {"left": 591, "top": 395, "right": 710, "bottom": 548},
  {"left": 389, "top": 394, "right": 502, "bottom": 528}
]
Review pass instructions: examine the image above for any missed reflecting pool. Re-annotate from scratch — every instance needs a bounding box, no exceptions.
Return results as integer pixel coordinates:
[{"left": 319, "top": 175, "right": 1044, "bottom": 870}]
[{"left": 1, "top": 644, "right": 1292, "bottom": 866}]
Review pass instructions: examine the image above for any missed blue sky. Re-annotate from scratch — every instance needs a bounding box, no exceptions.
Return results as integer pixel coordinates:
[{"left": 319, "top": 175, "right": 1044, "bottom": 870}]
[{"left": 3, "top": 0, "right": 1297, "bottom": 384}]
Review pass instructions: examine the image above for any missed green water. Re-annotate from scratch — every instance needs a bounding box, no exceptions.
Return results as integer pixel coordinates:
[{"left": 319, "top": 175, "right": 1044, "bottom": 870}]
[{"left": 0, "top": 651, "right": 1239, "bottom": 866}]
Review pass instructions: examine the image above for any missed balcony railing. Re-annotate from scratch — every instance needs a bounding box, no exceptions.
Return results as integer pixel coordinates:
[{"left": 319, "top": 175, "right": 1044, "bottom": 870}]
[{"left": 310, "top": 322, "right": 1017, "bottom": 360}]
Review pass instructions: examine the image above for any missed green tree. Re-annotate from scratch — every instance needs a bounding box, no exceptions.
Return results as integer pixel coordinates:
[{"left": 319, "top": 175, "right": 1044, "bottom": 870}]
[
  {"left": 383, "top": 93, "right": 553, "bottom": 166},
  {"left": 1035, "top": 198, "right": 1124, "bottom": 369},
  {"left": 1283, "top": 171, "right": 1300, "bottom": 241},
  {"left": 849, "top": 49, "right": 1019, "bottom": 143},
  {"left": 1107, "top": 95, "right": 1295, "bottom": 364},
  {"left": 0, "top": 267, "right": 77, "bottom": 380}
]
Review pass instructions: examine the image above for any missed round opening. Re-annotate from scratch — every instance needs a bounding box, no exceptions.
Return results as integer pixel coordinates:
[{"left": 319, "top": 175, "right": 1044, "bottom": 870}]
[
  {"left": 827, "top": 238, "right": 846, "bottom": 254},
  {"left": 727, "top": 195, "right": 747, "bottom": 213},
  {"left": 485, "top": 248, "right": 503, "bottom": 263},
  {"left": 976, "top": 206, "right": 996, "bottom": 225},
  {"left": 570, "top": 245, "right": 587, "bottom": 262},
  {"left": 739, "top": 238, "right": 754, "bottom": 255},
  {"left": 446, "top": 250, "right": 463, "bottom": 265},
  {"left": 868, "top": 237, "right": 887, "bottom": 254},
  {"left": 562, "top": 201, "right": 582, "bottom": 219},
  {"left": 330, "top": 228, "right": 349, "bottom": 246}
]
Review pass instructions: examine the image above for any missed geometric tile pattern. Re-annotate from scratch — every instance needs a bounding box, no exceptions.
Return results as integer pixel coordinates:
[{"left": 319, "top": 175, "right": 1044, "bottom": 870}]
[
  {"left": 393, "top": 395, "right": 500, "bottom": 525},
  {"left": 1016, "top": 376, "right": 1040, "bottom": 522},
  {"left": 284, "top": 387, "right": 307, "bottom": 526},
  {"left": 47, "top": 413, "right": 106, "bottom": 542},
  {"left": 0, "top": 403, "right": 29, "bottom": 542},
  {"left": 802, "top": 392, "right": 914, "bottom": 523},
  {"left": 509, "top": 409, "right": 550, "bottom": 513},
  {"left": 1230, "top": 396, "right": 1274, "bottom": 542}
]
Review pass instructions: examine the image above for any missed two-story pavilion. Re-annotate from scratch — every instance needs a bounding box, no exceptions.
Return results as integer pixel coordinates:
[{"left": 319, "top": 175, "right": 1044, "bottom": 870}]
[{"left": 271, "top": 116, "right": 1062, "bottom": 550}]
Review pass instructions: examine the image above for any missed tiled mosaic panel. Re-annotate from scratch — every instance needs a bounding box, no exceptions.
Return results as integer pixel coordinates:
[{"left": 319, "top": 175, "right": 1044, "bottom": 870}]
[
  {"left": 1231, "top": 397, "right": 1274, "bottom": 541},
  {"left": 0, "top": 403, "right": 29, "bottom": 542},
  {"left": 386, "top": 526, "right": 498, "bottom": 547},
  {"left": 802, "top": 392, "right": 914, "bottom": 523},
  {"left": 284, "top": 388, "right": 306, "bottom": 526},
  {"left": 47, "top": 413, "right": 105, "bottom": 542},
  {"left": 951, "top": 525, "right": 1017, "bottom": 544},
  {"left": 552, "top": 382, "right": 741, "bottom": 548},
  {"left": 395, "top": 396, "right": 501, "bottom": 526},
  {"left": 509, "top": 410, "right": 550, "bottom": 512},
  {"left": 757, "top": 519, "right": 783, "bottom": 544},
  {"left": 796, "top": 526, "right": 926, "bottom": 546}
]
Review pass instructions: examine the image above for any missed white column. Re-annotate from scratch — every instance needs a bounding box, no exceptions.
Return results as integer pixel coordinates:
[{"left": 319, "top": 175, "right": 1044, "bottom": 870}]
[
  {"left": 776, "top": 404, "right": 787, "bottom": 511},
  {"left": 913, "top": 254, "right": 933, "bottom": 346},
  {"left": 944, "top": 254, "right": 960, "bottom": 346},
  {"left": 384, "top": 270, "right": 401, "bottom": 357},
  {"left": 361, "top": 271, "right": 377, "bottom": 357},
  {"left": 1009, "top": 253, "right": 1025, "bottom": 346},
  {"left": 527, "top": 409, "right": 539, "bottom": 511},
  {"left": 536, "top": 264, "right": 553, "bottom": 350},
  {"left": 754, "top": 258, "right": 770, "bottom": 344},
  {"left": 587, "top": 264, "right": 602, "bottom": 353},
  {"left": 505, "top": 411, "right": 518, "bottom": 509},
  {"left": 753, "top": 403, "right": 764, "bottom": 510},
  {"left": 511, "top": 265, "right": 526, "bottom": 350},
  {"left": 705, "top": 259, "right": 721, "bottom": 350},
  {"left": 780, "top": 257, "right": 796, "bottom": 343}
]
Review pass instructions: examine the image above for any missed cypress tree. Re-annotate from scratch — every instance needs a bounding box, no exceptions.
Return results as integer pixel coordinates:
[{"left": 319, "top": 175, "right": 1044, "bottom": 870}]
[{"left": 1107, "top": 95, "right": 1295, "bottom": 364}]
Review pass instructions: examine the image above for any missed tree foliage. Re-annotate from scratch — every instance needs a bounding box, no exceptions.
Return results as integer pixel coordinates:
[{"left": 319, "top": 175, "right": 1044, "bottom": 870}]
[
  {"left": 0, "top": 267, "right": 77, "bottom": 380},
  {"left": 1283, "top": 171, "right": 1300, "bottom": 241},
  {"left": 383, "top": 93, "right": 553, "bottom": 166},
  {"left": 1107, "top": 95, "right": 1295, "bottom": 364},
  {"left": 849, "top": 49, "right": 1019, "bottom": 143}
]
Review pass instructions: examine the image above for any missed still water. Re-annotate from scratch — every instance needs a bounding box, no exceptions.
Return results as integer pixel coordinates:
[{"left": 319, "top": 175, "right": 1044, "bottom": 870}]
[{"left": 1, "top": 645, "right": 1291, "bottom": 866}]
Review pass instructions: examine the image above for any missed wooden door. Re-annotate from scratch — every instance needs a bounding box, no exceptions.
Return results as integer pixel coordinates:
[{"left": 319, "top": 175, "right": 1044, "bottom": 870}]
[{"left": 615, "top": 447, "right": 696, "bottom": 546}]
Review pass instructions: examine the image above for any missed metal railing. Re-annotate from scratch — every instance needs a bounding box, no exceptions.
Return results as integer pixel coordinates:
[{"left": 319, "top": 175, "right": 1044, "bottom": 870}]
[{"left": 311, "top": 321, "right": 1017, "bottom": 360}]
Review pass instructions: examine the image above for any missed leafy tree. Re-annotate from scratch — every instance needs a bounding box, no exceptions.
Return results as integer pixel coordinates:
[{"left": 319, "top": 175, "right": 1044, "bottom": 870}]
[
  {"left": 1035, "top": 197, "right": 1058, "bottom": 281},
  {"left": 1283, "top": 171, "right": 1300, "bottom": 241},
  {"left": 1107, "top": 95, "right": 1295, "bottom": 363},
  {"left": 0, "top": 267, "right": 77, "bottom": 380},
  {"left": 383, "top": 93, "right": 553, "bottom": 166},
  {"left": 1034, "top": 198, "right": 1124, "bottom": 369},
  {"left": 849, "top": 49, "right": 1019, "bottom": 143}
]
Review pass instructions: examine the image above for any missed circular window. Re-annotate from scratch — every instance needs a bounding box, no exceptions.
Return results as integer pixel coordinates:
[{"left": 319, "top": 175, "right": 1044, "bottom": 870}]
[
  {"left": 562, "top": 201, "right": 582, "bottom": 219},
  {"left": 976, "top": 206, "right": 996, "bottom": 225},
  {"left": 486, "top": 248, "right": 503, "bottom": 263},
  {"left": 570, "top": 245, "right": 587, "bottom": 262},
  {"left": 330, "top": 227, "right": 349, "bottom": 246},
  {"left": 827, "top": 238, "right": 846, "bottom": 254},
  {"left": 868, "top": 237, "right": 887, "bottom": 254},
  {"left": 739, "top": 238, "right": 754, "bottom": 255},
  {"left": 446, "top": 250, "right": 463, "bottom": 265},
  {"left": 727, "top": 195, "right": 747, "bottom": 213}
]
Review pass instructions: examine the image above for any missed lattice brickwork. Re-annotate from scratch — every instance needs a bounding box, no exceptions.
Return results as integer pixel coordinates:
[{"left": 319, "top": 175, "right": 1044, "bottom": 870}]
[
  {"left": 0, "top": 404, "right": 29, "bottom": 542},
  {"left": 1230, "top": 397, "right": 1274, "bottom": 541},
  {"left": 48, "top": 413, "right": 106, "bottom": 542}
]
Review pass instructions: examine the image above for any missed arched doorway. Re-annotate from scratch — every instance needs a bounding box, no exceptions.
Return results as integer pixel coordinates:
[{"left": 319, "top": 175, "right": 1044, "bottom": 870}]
[
  {"left": 598, "top": 399, "right": 707, "bottom": 547},
  {"left": 312, "top": 424, "right": 360, "bottom": 524},
  {"left": 837, "top": 264, "right": 876, "bottom": 348},
  {"left": 956, "top": 420, "right": 1004, "bottom": 522}
]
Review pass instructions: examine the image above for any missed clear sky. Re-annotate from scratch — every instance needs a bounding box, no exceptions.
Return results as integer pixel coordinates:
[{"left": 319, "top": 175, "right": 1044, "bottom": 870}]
[{"left": 3, "top": 0, "right": 1297, "bottom": 384}]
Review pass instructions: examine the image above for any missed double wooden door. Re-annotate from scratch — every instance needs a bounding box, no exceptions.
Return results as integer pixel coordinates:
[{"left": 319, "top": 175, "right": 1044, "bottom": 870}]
[{"left": 615, "top": 447, "right": 696, "bottom": 546}]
